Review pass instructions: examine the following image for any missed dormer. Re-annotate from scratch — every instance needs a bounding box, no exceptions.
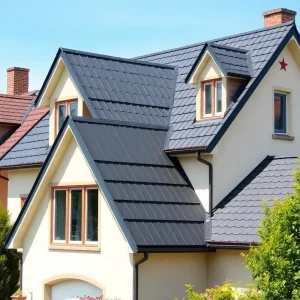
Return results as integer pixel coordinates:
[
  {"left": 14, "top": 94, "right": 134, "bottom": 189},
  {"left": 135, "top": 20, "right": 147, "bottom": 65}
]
[
  {"left": 186, "top": 43, "right": 252, "bottom": 121},
  {"left": 35, "top": 51, "right": 93, "bottom": 146}
]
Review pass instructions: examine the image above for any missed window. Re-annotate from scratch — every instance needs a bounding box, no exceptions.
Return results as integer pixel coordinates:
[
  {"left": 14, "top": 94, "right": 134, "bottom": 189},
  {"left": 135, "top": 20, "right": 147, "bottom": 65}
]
[
  {"left": 202, "top": 79, "right": 223, "bottom": 118},
  {"left": 56, "top": 100, "right": 78, "bottom": 132},
  {"left": 274, "top": 92, "right": 287, "bottom": 134},
  {"left": 20, "top": 195, "right": 28, "bottom": 208},
  {"left": 51, "top": 186, "right": 99, "bottom": 246}
]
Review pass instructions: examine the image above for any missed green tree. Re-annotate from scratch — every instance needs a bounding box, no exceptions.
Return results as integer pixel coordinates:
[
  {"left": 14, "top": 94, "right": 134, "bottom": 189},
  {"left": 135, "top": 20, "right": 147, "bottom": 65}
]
[
  {"left": 244, "top": 167, "right": 300, "bottom": 299},
  {"left": 0, "top": 205, "right": 19, "bottom": 299}
]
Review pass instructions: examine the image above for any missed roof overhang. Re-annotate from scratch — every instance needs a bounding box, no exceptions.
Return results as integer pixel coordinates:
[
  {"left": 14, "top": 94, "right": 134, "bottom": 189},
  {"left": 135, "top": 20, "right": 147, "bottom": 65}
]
[{"left": 186, "top": 44, "right": 226, "bottom": 85}]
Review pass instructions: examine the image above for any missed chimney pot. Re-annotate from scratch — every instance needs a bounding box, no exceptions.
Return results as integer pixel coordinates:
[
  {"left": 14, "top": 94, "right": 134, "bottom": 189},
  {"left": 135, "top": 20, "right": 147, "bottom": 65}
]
[
  {"left": 263, "top": 8, "right": 296, "bottom": 28},
  {"left": 6, "top": 67, "right": 29, "bottom": 95}
]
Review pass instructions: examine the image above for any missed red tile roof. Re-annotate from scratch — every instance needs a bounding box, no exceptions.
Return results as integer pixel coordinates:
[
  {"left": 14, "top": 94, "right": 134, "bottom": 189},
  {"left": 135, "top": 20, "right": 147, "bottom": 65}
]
[
  {"left": 0, "top": 107, "right": 49, "bottom": 158},
  {"left": 0, "top": 93, "right": 33, "bottom": 125}
]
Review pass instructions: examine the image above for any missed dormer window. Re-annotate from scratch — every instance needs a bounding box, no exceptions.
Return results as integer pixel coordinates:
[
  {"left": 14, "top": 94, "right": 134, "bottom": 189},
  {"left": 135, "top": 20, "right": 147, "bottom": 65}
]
[
  {"left": 56, "top": 99, "right": 78, "bottom": 133},
  {"left": 202, "top": 79, "right": 223, "bottom": 119}
]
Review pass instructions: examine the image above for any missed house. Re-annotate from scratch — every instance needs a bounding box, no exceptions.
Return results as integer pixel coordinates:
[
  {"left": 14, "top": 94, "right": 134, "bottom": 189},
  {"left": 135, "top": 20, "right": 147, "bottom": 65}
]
[
  {"left": 3, "top": 7, "right": 300, "bottom": 300},
  {"left": 0, "top": 67, "right": 40, "bottom": 210}
]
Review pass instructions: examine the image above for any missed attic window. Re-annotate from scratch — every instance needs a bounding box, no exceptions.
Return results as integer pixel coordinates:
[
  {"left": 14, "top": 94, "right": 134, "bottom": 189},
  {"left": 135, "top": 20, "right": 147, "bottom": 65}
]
[
  {"left": 274, "top": 92, "right": 287, "bottom": 134},
  {"left": 202, "top": 79, "right": 223, "bottom": 118},
  {"left": 56, "top": 99, "right": 78, "bottom": 133}
]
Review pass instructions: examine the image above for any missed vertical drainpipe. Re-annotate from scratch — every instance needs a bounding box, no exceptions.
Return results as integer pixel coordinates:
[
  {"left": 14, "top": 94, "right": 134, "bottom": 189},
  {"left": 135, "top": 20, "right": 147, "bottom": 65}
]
[
  {"left": 197, "top": 152, "right": 212, "bottom": 241},
  {"left": 134, "top": 252, "right": 148, "bottom": 300}
]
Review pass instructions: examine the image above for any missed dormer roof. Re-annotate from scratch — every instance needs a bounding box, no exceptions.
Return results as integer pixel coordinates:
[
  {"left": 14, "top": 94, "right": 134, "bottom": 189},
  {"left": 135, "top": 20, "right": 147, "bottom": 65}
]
[{"left": 186, "top": 43, "right": 253, "bottom": 84}]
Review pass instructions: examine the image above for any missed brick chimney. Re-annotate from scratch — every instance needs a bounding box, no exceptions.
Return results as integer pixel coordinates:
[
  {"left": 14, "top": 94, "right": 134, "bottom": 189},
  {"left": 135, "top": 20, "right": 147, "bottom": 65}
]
[
  {"left": 263, "top": 8, "right": 296, "bottom": 27},
  {"left": 7, "top": 67, "right": 29, "bottom": 95}
]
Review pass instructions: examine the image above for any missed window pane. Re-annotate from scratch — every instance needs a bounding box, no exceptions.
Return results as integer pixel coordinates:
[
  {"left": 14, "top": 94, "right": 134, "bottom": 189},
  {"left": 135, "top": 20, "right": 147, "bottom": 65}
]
[
  {"left": 274, "top": 93, "right": 287, "bottom": 134},
  {"left": 205, "top": 84, "right": 212, "bottom": 115},
  {"left": 216, "top": 82, "right": 222, "bottom": 113},
  {"left": 69, "top": 102, "right": 78, "bottom": 117},
  {"left": 54, "top": 190, "right": 66, "bottom": 241},
  {"left": 58, "top": 104, "right": 66, "bottom": 131},
  {"left": 70, "top": 190, "right": 82, "bottom": 241},
  {"left": 86, "top": 190, "right": 98, "bottom": 242}
]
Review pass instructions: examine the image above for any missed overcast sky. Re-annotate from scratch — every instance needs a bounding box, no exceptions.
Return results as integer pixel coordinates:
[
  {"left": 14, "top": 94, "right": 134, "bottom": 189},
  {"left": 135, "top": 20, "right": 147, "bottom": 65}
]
[{"left": 0, "top": 0, "right": 299, "bottom": 93}]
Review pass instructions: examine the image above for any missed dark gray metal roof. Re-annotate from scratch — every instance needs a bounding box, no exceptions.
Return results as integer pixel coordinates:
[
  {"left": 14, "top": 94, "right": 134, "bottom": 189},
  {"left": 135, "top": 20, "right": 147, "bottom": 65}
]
[
  {"left": 72, "top": 117, "right": 206, "bottom": 248},
  {"left": 0, "top": 113, "right": 50, "bottom": 168},
  {"left": 60, "top": 49, "right": 177, "bottom": 127},
  {"left": 211, "top": 156, "right": 297, "bottom": 243},
  {"left": 137, "top": 22, "right": 295, "bottom": 151}
]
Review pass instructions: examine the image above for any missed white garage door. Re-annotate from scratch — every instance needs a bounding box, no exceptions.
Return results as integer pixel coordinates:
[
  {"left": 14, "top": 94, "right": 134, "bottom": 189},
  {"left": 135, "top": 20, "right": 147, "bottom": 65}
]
[{"left": 52, "top": 279, "right": 103, "bottom": 300}]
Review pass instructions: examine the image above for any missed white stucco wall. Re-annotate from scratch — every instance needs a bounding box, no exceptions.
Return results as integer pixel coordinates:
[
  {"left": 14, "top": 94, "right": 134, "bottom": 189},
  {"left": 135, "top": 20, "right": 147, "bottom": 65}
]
[
  {"left": 49, "top": 67, "right": 85, "bottom": 146},
  {"left": 22, "top": 135, "right": 134, "bottom": 300},
  {"left": 179, "top": 155, "right": 211, "bottom": 212},
  {"left": 207, "top": 250, "right": 251, "bottom": 287},
  {"left": 212, "top": 41, "right": 300, "bottom": 207},
  {"left": 138, "top": 252, "right": 208, "bottom": 299},
  {"left": 7, "top": 168, "right": 40, "bottom": 222}
]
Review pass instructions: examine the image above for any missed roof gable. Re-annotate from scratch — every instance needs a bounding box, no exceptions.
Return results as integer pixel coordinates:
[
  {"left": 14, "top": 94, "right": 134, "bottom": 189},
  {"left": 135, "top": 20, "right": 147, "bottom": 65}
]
[
  {"left": 186, "top": 43, "right": 252, "bottom": 84},
  {"left": 6, "top": 116, "right": 206, "bottom": 250},
  {"left": 35, "top": 48, "right": 178, "bottom": 127}
]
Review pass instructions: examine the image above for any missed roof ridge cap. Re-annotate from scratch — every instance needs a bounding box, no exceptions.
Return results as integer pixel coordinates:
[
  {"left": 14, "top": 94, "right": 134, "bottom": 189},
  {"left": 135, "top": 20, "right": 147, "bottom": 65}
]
[
  {"left": 60, "top": 47, "right": 176, "bottom": 70},
  {"left": 209, "top": 43, "right": 248, "bottom": 53},
  {"left": 0, "top": 93, "right": 33, "bottom": 100},
  {"left": 135, "top": 21, "right": 294, "bottom": 60}
]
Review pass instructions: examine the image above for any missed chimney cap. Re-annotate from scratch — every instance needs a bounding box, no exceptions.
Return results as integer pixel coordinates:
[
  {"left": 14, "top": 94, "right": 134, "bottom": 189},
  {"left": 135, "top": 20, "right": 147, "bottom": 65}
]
[
  {"left": 263, "top": 8, "right": 297, "bottom": 17},
  {"left": 6, "top": 67, "right": 30, "bottom": 72}
]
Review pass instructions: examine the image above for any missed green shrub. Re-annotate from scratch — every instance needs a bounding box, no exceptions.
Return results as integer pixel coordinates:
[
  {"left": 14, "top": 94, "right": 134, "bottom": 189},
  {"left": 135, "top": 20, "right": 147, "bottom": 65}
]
[
  {"left": 243, "top": 166, "right": 300, "bottom": 299},
  {"left": 0, "top": 205, "right": 19, "bottom": 299},
  {"left": 175, "top": 283, "right": 262, "bottom": 300}
]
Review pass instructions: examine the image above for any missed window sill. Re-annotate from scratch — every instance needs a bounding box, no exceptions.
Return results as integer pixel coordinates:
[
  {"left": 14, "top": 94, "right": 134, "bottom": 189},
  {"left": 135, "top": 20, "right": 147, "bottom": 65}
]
[
  {"left": 49, "top": 244, "right": 100, "bottom": 252},
  {"left": 272, "top": 134, "right": 295, "bottom": 141}
]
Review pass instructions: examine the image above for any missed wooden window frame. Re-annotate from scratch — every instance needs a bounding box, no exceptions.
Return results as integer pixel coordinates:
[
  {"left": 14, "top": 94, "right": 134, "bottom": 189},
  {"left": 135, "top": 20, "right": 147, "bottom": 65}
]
[
  {"left": 55, "top": 99, "right": 78, "bottom": 135},
  {"left": 50, "top": 185, "right": 99, "bottom": 248},
  {"left": 201, "top": 79, "right": 223, "bottom": 119}
]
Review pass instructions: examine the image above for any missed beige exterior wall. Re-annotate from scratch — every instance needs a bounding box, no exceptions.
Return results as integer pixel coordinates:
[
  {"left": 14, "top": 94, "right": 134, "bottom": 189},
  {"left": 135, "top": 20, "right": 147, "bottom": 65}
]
[
  {"left": 22, "top": 133, "right": 134, "bottom": 299},
  {"left": 7, "top": 168, "right": 40, "bottom": 222},
  {"left": 49, "top": 67, "right": 85, "bottom": 146},
  {"left": 207, "top": 250, "right": 251, "bottom": 287},
  {"left": 181, "top": 41, "right": 300, "bottom": 209},
  {"left": 179, "top": 155, "right": 211, "bottom": 212},
  {"left": 138, "top": 252, "right": 208, "bottom": 299},
  {"left": 212, "top": 41, "right": 300, "bottom": 207}
]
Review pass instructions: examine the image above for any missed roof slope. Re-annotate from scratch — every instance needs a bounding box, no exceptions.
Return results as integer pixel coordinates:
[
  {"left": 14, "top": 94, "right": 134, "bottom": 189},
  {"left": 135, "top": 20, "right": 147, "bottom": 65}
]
[
  {"left": 211, "top": 156, "right": 297, "bottom": 243},
  {"left": 0, "top": 107, "right": 49, "bottom": 158},
  {"left": 38, "top": 48, "right": 178, "bottom": 127},
  {"left": 0, "top": 112, "right": 50, "bottom": 169},
  {"left": 0, "top": 94, "right": 33, "bottom": 125},
  {"left": 137, "top": 21, "right": 295, "bottom": 151},
  {"left": 72, "top": 117, "right": 206, "bottom": 248}
]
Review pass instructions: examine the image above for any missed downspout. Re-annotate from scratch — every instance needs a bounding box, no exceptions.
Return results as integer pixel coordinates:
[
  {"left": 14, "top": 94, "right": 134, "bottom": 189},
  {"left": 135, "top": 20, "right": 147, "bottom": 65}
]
[
  {"left": 197, "top": 152, "right": 213, "bottom": 241},
  {"left": 9, "top": 250, "right": 23, "bottom": 290},
  {"left": 134, "top": 252, "right": 148, "bottom": 300}
]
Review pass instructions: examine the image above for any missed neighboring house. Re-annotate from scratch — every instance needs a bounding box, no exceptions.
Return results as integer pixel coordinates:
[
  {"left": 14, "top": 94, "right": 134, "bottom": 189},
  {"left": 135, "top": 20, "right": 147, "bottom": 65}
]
[
  {"left": 0, "top": 67, "right": 38, "bottom": 209},
  {"left": 3, "top": 7, "right": 300, "bottom": 300}
]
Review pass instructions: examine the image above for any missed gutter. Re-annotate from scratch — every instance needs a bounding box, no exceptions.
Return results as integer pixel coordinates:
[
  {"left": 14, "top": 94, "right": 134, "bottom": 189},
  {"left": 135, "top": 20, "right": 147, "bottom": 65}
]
[
  {"left": 134, "top": 252, "right": 148, "bottom": 300},
  {"left": 9, "top": 250, "right": 23, "bottom": 290},
  {"left": 206, "top": 241, "right": 258, "bottom": 250}
]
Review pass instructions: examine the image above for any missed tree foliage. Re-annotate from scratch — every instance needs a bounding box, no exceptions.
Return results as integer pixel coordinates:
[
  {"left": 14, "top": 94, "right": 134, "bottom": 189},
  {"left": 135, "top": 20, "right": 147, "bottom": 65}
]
[
  {"left": 243, "top": 168, "right": 300, "bottom": 299},
  {"left": 175, "top": 283, "right": 262, "bottom": 300},
  {"left": 0, "top": 205, "right": 19, "bottom": 299}
]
